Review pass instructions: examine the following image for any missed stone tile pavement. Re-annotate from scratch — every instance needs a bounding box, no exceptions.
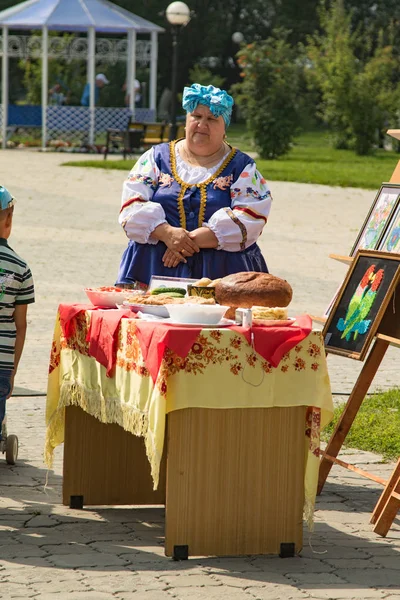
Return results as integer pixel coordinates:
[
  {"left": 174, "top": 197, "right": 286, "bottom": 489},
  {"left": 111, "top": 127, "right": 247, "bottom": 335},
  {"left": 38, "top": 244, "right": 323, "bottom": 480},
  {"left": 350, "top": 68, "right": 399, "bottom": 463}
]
[{"left": 0, "top": 150, "right": 399, "bottom": 599}]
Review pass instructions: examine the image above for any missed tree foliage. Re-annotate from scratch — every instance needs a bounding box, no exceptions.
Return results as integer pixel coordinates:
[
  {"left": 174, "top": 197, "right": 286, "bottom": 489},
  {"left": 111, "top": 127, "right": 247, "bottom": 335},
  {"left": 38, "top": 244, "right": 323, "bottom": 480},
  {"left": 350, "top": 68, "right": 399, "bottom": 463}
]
[
  {"left": 307, "top": 0, "right": 400, "bottom": 155},
  {"left": 187, "top": 65, "right": 225, "bottom": 90},
  {"left": 3, "top": 0, "right": 400, "bottom": 155},
  {"left": 307, "top": 0, "right": 356, "bottom": 148},
  {"left": 109, "top": 0, "right": 321, "bottom": 95},
  {"left": 232, "top": 31, "right": 302, "bottom": 159}
]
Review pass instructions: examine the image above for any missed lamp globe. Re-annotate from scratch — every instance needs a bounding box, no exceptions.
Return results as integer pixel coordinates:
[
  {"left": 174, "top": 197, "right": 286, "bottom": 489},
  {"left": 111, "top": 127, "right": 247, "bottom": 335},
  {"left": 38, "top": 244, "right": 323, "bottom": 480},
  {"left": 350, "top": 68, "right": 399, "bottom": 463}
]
[{"left": 166, "top": 1, "right": 191, "bottom": 26}]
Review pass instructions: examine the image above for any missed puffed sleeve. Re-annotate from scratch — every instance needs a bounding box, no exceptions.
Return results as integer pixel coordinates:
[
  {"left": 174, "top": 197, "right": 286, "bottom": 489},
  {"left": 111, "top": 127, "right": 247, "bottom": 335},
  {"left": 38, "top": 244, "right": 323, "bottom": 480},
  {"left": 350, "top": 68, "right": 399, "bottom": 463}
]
[
  {"left": 119, "top": 148, "right": 167, "bottom": 244},
  {"left": 206, "top": 162, "right": 272, "bottom": 251}
]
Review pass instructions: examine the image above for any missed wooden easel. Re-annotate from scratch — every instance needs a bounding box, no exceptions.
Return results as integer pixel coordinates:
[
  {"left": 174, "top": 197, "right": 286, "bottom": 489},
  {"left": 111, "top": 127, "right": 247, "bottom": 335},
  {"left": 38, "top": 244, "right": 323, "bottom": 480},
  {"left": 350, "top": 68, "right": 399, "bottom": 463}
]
[
  {"left": 317, "top": 130, "right": 400, "bottom": 536},
  {"left": 370, "top": 458, "right": 400, "bottom": 536}
]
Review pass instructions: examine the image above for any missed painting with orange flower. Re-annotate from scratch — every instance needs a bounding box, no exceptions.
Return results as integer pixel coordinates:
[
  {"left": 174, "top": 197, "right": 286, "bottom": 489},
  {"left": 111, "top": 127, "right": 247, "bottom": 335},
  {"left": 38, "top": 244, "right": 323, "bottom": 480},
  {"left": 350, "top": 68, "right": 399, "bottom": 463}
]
[{"left": 322, "top": 250, "right": 400, "bottom": 360}]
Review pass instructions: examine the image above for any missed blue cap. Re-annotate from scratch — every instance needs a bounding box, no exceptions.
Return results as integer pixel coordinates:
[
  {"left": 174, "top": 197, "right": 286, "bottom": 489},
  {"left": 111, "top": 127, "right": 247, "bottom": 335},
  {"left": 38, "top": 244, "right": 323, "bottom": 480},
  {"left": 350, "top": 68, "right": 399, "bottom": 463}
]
[{"left": 0, "top": 186, "right": 15, "bottom": 211}]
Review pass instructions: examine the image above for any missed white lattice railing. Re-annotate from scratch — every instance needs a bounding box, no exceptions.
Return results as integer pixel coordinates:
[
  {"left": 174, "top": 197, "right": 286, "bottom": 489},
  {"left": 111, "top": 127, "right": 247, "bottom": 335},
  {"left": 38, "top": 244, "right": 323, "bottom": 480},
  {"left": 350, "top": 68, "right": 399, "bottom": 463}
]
[{"left": 0, "top": 35, "right": 152, "bottom": 66}]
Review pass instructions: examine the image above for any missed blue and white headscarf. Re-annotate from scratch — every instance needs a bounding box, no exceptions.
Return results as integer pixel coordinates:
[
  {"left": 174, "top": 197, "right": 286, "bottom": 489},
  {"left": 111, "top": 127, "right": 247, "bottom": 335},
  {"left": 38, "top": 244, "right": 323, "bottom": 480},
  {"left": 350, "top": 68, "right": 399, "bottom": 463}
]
[{"left": 182, "top": 84, "right": 234, "bottom": 127}]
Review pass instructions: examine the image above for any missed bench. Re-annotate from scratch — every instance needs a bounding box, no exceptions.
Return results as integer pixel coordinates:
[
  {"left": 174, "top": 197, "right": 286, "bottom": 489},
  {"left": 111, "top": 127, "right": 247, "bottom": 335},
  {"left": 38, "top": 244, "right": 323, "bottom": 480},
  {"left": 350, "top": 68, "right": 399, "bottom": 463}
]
[
  {"left": 104, "top": 128, "right": 144, "bottom": 160},
  {"left": 104, "top": 122, "right": 185, "bottom": 160}
]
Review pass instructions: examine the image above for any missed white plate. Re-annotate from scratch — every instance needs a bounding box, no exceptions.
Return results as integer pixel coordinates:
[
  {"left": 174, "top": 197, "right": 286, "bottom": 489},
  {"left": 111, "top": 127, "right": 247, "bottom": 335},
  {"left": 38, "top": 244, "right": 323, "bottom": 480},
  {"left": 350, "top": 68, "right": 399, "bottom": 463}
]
[
  {"left": 164, "top": 318, "right": 235, "bottom": 328},
  {"left": 123, "top": 302, "right": 169, "bottom": 318},
  {"left": 252, "top": 317, "right": 296, "bottom": 327}
]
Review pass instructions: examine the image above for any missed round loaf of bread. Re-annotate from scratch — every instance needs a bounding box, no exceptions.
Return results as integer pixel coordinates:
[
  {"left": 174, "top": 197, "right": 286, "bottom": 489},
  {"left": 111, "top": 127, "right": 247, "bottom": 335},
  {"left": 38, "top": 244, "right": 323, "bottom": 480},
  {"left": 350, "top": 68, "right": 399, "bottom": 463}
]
[{"left": 214, "top": 272, "right": 292, "bottom": 310}]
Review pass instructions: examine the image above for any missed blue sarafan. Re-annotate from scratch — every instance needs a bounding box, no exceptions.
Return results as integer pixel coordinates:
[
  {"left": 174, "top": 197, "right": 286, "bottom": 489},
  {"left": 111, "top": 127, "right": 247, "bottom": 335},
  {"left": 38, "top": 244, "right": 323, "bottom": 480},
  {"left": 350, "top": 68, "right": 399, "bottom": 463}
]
[{"left": 0, "top": 186, "right": 15, "bottom": 211}]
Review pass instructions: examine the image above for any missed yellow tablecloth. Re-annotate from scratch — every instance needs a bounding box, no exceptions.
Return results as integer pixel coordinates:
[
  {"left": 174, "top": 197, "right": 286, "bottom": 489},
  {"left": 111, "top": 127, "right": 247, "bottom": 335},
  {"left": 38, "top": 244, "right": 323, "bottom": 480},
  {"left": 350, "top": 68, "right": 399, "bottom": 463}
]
[{"left": 45, "top": 311, "right": 333, "bottom": 528}]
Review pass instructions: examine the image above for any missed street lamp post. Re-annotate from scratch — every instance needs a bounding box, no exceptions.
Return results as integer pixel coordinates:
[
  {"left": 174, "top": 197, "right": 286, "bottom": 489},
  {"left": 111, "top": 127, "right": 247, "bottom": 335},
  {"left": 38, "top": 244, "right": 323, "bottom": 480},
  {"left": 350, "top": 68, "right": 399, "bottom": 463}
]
[
  {"left": 231, "top": 32, "right": 244, "bottom": 124},
  {"left": 166, "top": 1, "right": 191, "bottom": 141}
]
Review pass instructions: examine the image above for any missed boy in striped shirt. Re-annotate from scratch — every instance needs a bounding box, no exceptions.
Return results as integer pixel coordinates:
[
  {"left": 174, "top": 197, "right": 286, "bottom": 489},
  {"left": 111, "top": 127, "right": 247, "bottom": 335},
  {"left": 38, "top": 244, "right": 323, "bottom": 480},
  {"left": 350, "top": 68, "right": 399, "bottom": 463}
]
[{"left": 0, "top": 186, "right": 34, "bottom": 439}]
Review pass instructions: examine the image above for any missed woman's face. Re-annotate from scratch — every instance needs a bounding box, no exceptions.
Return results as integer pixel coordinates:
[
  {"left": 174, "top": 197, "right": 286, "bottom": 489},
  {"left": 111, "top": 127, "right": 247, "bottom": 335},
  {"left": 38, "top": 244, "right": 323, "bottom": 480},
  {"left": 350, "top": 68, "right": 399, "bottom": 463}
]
[{"left": 185, "top": 104, "right": 225, "bottom": 155}]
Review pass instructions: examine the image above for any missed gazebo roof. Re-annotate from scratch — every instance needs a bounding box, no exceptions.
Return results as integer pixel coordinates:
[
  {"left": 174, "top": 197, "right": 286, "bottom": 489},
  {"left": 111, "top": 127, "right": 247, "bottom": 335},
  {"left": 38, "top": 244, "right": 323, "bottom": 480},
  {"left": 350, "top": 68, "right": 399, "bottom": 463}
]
[{"left": 0, "top": 0, "right": 164, "bottom": 33}]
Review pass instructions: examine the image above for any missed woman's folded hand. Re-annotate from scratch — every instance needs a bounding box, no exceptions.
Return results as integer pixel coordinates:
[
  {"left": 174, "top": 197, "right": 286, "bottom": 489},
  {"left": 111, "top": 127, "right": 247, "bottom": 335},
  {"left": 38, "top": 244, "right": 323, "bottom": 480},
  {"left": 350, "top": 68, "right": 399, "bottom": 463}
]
[
  {"left": 162, "top": 248, "right": 186, "bottom": 268},
  {"left": 189, "top": 227, "right": 219, "bottom": 248},
  {"left": 152, "top": 223, "right": 200, "bottom": 254}
]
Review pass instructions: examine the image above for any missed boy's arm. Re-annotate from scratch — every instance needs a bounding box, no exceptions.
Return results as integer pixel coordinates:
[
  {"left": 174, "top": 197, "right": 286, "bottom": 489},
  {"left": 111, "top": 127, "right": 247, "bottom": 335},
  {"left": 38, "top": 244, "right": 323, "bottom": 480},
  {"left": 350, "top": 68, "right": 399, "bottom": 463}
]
[
  {"left": 14, "top": 304, "right": 28, "bottom": 370},
  {"left": 8, "top": 304, "right": 28, "bottom": 398}
]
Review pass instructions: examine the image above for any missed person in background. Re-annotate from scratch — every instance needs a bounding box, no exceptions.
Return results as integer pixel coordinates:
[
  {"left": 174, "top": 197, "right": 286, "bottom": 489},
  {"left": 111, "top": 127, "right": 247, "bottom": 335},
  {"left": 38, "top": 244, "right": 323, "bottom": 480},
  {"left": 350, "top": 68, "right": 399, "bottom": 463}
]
[
  {"left": 158, "top": 87, "right": 173, "bottom": 123},
  {"left": 0, "top": 186, "right": 35, "bottom": 439},
  {"left": 80, "top": 73, "right": 109, "bottom": 107},
  {"left": 48, "top": 83, "right": 68, "bottom": 106},
  {"left": 123, "top": 79, "right": 141, "bottom": 108},
  {"left": 116, "top": 83, "right": 272, "bottom": 287}
]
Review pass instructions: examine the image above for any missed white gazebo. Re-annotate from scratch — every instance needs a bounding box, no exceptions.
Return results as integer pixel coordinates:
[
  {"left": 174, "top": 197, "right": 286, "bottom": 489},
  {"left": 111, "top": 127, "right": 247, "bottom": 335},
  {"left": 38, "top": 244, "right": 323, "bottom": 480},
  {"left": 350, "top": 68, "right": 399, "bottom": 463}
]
[{"left": 0, "top": 0, "right": 164, "bottom": 149}]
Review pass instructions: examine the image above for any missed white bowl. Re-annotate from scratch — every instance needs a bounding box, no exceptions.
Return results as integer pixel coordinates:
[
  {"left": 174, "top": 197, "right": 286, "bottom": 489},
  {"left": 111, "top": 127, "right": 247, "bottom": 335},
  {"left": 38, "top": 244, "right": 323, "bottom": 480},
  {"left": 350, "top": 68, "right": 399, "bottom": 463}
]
[
  {"left": 123, "top": 301, "right": 169, "bottom": 318},
  {"left": 165, "top": 303, "right": 229, "bottom": 325},
  {"left": 85, "top": 288, "right": 135, "bottom": 308}
]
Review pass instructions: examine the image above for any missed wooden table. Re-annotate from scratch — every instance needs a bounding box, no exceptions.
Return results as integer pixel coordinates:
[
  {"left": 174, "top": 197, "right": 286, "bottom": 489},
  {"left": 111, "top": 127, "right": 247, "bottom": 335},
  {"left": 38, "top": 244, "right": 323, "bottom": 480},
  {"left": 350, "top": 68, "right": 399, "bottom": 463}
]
[{"left": 46, "top": 308, "right": 333, "bottom": 558}]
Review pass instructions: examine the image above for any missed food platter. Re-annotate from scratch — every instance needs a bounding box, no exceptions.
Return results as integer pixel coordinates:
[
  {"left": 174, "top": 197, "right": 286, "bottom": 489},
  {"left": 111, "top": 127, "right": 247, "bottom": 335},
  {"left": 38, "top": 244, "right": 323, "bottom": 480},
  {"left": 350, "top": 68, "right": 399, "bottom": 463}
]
[
  {"left": 164, "top": 318, "right": 235, "bottom": 328},
  {"left": 252, "top": 317, "right": 296, "bottom": 327}
]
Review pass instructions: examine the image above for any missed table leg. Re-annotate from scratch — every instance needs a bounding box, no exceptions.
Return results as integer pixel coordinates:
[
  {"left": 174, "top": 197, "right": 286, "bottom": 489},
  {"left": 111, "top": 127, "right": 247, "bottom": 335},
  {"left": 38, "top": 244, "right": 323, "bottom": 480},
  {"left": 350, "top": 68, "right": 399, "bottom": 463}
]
[
  {"left": 63, "top": 405, "right": 166, "bottom": 506},
  {"left": 165, "top": 406, "right": 306, "bottom": 557}
]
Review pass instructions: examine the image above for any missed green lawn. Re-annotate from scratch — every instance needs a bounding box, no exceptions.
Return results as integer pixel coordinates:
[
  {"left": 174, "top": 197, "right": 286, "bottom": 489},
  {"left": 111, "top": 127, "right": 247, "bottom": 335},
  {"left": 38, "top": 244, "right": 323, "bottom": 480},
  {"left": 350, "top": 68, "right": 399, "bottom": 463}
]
[
  {"left": 322, "top": 388, "right": 400, "bottom": 460},
  {"left": 62, "top": 128, "right": 400, "bottom": 189}
]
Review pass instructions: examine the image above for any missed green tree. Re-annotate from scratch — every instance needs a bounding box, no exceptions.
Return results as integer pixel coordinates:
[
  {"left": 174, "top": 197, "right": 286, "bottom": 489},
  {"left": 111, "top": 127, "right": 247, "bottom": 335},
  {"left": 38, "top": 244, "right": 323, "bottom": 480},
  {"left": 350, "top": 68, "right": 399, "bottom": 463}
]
[
  {"left": 307, "top": 0, "right": 400, "bottom": 155},
  {"left": 0, "top": 0, "right": 340, "bottom": 111},
  {"left": 232, "top": 31, "right": 302, "bottom": 159},
  {"left": 187, "top": 65, "right": 225, "bottom": 89},
  {"left": 350, "top": 42, "right": 400, "bottom": 154},
  {"left": 0, "top": 0, "right": 19, "bottom": 8},
  {"left": 307, "top": 0, "right": 356, "bottom": 149},
  {"left": 112, "top": 0, "right": 317, "bottom": 99},
  {"left": 19, "top": 33, "right": 88, "bottom": 106}
]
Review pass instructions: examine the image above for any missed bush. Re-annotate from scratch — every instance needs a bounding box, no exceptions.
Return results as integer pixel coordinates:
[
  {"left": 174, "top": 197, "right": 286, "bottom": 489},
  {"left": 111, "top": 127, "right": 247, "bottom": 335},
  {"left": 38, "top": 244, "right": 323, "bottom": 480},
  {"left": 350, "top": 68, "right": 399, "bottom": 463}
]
[
  {"left": 232, "top": 31, "right": 302, "bottom": 159},
  {"left": 306, "top": 0, "right": 400, "bottom": 155}
]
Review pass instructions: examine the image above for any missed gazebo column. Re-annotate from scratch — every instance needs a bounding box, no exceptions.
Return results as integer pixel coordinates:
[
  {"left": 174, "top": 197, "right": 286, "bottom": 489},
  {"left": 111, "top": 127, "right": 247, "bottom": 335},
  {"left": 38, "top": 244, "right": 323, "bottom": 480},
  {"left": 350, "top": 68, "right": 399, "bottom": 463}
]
[
  {"left": 41, "top": 25, "right": 48, "bottom": 151},
  {"left": 88, "top": 26, "right": 95, "bottom": 146},
  {"left": 127, "top": 29, "right": 136, "bottom": 120},
  {"left": 150, "top": 31, "right": 158, "bottom": 117},
  {"left": 1, "top": 26, "right": 8, "bottom": 150}
]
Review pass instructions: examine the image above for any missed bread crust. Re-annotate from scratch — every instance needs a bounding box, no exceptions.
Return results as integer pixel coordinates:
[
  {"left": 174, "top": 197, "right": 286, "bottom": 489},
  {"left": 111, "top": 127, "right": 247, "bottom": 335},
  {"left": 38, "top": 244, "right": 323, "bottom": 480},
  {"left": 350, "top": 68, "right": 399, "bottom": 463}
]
[{"left": 214, "top": 272, "right": 292, "bottom": 310}]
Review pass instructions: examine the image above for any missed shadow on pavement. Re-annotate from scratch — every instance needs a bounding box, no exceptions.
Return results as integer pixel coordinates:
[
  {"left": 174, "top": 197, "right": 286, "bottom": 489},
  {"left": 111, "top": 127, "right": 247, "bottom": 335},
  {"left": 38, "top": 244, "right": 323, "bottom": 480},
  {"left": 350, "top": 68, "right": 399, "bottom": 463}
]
[{"left": 0, "top": 475, "right": 400, "bottom": 594}]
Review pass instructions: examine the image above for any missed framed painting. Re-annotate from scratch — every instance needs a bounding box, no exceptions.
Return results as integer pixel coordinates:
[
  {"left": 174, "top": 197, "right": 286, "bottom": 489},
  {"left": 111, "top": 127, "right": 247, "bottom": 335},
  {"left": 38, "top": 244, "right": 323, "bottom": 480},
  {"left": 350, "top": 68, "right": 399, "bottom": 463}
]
[
  {"left": 322, "top": 250, "right": 400, "bottom": 360},
  {"left": 350, "top": 184, "right": 400, "bottom": 256},
  {"left": 377, "top": 200, "right": 400, "bottom": 254},
  {"left": 323, "top": 283, "right": 342, "bottom": 319}
]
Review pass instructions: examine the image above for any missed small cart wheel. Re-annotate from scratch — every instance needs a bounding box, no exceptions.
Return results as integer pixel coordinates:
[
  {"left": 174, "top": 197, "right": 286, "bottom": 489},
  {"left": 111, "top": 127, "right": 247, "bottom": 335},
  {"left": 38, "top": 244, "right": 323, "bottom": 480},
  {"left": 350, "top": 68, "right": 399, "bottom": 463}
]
[{"left": 5, "top": 434, "right": 18, "bottom": 465}]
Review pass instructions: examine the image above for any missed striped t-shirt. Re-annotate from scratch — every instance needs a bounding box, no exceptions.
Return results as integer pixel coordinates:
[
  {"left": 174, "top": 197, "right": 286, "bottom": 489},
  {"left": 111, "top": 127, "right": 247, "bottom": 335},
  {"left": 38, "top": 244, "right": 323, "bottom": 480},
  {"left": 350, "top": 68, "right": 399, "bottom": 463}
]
[{"left": 0, "top": 238, "right": 35, "bottom": 370}]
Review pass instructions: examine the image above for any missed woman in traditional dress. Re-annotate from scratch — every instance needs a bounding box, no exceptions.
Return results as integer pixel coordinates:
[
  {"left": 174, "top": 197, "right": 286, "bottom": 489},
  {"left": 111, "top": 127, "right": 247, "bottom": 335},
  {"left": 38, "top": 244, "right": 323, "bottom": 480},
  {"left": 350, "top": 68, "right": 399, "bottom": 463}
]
[{"left": 116, "top": 84, "right": 272, "bottom": 287}]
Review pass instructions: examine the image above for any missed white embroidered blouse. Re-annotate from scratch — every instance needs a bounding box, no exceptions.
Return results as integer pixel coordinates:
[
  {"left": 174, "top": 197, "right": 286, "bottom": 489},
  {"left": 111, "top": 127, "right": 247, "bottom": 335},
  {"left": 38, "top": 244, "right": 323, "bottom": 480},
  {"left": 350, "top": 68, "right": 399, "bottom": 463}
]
[{"left": 119, "top": 145, "right": 272, "bottom": 251}]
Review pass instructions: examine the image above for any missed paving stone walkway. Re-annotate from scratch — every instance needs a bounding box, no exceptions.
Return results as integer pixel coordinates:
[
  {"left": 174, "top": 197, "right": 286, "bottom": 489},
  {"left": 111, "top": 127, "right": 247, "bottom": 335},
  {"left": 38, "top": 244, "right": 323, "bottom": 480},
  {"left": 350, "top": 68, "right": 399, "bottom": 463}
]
[{"left": 0, "top": 150, "right": 398, "bottom": 599}]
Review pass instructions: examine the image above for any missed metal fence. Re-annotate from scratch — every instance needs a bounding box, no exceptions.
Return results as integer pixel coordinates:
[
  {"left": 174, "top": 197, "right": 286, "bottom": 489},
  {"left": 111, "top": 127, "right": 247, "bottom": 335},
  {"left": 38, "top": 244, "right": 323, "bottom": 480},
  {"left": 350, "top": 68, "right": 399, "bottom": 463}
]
[{"left": 0, "top": 104, "right": 156, "bottom": 149}]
